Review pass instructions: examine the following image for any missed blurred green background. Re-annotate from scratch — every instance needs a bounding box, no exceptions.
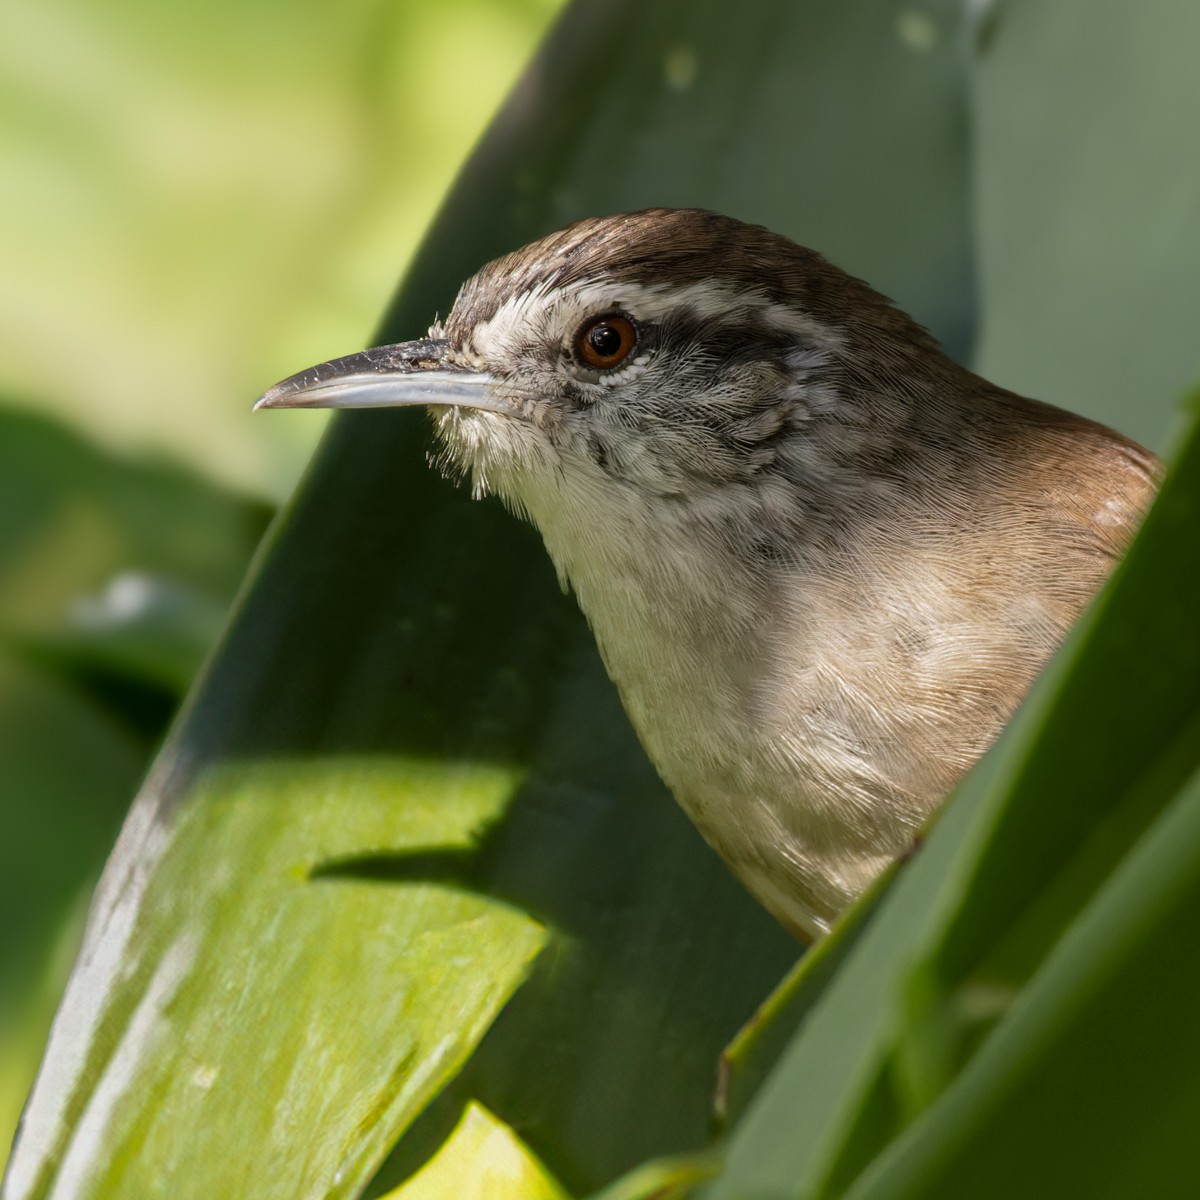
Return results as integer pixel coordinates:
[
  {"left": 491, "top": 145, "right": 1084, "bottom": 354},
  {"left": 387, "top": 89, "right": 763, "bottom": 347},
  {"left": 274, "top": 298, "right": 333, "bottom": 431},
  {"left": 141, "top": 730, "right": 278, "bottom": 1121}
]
[{"left": 0, "top": 0, "right": 562, "bottom": 1162}]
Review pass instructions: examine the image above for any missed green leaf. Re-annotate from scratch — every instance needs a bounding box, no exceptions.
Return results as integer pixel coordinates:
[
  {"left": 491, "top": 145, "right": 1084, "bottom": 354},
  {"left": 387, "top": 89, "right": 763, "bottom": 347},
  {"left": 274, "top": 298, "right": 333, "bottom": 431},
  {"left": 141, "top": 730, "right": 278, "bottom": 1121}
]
[
  {"left": 0, "top": 656, "right": 142, "bottom": 1149},
  {"left": 0, "top": 409, "right": 268, "bottom": 635},
  {"left": 585, "top": 1152, "right": 719, "bottom": 1200},
  {"left": 7, "top": 759, "right": 545, "bottom": 1200},
  {"left": 847, "top": 765, "right": 1200, "bottom": 1200},
  {"left": 5, "top": 1, "right": 979, "bottom": 1196},
  {"left": 713, "top": 872, "right": 897, "bottom": 1133},
  {"left": 379, "top": 1102, "right": 569, "bottom": 1200},
  {"left": 14, "top": 573, "right": 230, "bottom": 701},
  {"left": 0, "top": 406, "right": 267, "bottom": 1165},
  {"left": 973, "top": 0, "right": 1200, "bottom": 449}
]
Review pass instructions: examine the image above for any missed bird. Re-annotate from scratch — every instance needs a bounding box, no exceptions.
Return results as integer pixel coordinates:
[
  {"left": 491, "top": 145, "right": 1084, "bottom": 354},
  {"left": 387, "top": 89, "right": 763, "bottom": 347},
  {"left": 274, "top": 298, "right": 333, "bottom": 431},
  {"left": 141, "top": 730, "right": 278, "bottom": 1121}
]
[{"left": 257, "top": 208, "right": 1160, "bottom": 942}]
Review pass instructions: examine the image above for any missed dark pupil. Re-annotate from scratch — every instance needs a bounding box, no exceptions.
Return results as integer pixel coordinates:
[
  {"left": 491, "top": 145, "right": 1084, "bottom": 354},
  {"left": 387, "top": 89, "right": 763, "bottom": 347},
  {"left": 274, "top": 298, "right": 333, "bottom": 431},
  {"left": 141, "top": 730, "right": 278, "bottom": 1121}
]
[{"left": 588, "top": 324, "right": 622, "bottom": 358}]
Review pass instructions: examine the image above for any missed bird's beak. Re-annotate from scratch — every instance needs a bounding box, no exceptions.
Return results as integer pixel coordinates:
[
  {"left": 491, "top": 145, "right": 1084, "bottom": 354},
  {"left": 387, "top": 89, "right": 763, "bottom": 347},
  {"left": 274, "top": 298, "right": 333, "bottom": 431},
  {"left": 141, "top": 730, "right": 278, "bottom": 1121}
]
[{"left": 254, "top": 338, "right": 511, "bottom": 415}]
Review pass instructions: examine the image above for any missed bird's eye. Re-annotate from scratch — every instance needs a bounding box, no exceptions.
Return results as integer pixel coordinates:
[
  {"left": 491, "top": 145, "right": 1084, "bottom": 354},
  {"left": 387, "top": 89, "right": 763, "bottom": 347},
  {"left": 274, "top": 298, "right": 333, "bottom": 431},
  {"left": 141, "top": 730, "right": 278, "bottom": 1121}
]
[{"left": 576, "top": 314, "right": 638, "bottom": 370}]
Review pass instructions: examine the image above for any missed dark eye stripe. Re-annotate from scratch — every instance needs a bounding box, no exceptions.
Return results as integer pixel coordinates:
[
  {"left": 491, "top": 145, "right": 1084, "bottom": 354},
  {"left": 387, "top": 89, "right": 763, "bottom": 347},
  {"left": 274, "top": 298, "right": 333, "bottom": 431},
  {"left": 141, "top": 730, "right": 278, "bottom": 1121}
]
[{"left": 655, "top": 310, "right": 799, "bottom": 370}]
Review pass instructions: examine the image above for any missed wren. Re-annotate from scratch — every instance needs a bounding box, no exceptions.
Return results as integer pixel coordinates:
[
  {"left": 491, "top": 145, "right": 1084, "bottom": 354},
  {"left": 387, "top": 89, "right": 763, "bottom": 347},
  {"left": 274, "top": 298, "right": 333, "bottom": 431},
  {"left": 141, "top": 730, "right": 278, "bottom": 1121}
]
[{"left": 259, "top": 209, "right": 1159, "bottom": 940}]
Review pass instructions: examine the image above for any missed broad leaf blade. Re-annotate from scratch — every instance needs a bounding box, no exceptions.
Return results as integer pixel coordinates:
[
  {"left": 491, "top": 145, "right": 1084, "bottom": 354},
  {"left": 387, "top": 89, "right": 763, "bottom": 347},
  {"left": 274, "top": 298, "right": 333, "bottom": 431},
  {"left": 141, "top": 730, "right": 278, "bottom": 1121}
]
[
  {"left": 846, "top": 766, "right": 1200, "bottom": 1200},
  {"left": 6, "top": 1, "right": 977, "bottom": 1196},
  {"left": 7, "top": 760, "right": 544, "bottom": 1200},
  {"left": 0, "top": 407, "right": 266, "bottom": 1167},
  {"left": 973, "top": 0, "right": 1200, "bottom": 450}
]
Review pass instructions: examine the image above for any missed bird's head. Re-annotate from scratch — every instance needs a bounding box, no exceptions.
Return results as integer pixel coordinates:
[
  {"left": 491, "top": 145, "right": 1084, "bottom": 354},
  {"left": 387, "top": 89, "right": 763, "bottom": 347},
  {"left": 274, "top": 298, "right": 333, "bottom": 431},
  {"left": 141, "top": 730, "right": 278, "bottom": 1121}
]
[{"left": 259, "top": 209, "right": 947, "bottom": 538}]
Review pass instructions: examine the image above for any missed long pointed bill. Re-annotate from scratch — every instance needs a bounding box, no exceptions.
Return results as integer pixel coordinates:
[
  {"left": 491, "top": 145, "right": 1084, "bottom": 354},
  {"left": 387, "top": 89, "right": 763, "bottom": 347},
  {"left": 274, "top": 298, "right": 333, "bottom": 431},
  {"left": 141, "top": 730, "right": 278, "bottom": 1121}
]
[{"left": 254, "top": 338, "right": 512, "bottom": 414}]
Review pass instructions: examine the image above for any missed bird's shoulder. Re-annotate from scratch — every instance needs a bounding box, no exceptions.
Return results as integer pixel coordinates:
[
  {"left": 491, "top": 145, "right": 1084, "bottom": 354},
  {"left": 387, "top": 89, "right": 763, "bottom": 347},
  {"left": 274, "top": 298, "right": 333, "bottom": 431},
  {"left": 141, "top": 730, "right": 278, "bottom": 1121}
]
[{"left": 983, "top": 388, "right": 1161, "bottom": 560}]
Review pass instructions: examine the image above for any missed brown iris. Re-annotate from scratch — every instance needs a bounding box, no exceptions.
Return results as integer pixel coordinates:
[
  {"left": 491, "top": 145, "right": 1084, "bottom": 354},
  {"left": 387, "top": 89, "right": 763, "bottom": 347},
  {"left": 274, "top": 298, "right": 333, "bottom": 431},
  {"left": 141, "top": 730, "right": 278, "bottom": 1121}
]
[{"left": 576, "top": 314, "right": 638, "bottom": 370}]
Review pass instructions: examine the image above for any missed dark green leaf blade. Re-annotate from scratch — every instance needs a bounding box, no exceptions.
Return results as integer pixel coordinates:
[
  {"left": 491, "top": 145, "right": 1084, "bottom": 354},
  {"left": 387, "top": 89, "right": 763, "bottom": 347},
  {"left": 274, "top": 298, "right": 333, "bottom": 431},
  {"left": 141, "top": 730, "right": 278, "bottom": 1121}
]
[
  {"left": 847, "top": 765, "right": 1200, "bottom": 1200},
  {"left": 5, "top": 1, "right": 978, "bottom": 1196},
  {"left": 973, "top": 0, "right": 1200, "bottom": 450}
]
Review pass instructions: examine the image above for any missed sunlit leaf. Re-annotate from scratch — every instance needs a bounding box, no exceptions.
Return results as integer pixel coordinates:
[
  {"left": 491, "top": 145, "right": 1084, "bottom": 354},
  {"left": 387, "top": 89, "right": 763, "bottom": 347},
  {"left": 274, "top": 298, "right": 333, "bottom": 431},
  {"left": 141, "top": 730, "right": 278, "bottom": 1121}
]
[{"left": 381, "top": 1102, "right": 568, "bottom": 1200}]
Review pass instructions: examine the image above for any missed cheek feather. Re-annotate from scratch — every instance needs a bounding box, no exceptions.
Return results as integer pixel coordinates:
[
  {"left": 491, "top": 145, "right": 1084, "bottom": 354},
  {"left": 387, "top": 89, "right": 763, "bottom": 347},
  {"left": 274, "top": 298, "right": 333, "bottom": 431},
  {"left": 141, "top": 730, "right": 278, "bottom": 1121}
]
[{"left": 431, "top": 406, "right": 570, "bottom": 505}]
